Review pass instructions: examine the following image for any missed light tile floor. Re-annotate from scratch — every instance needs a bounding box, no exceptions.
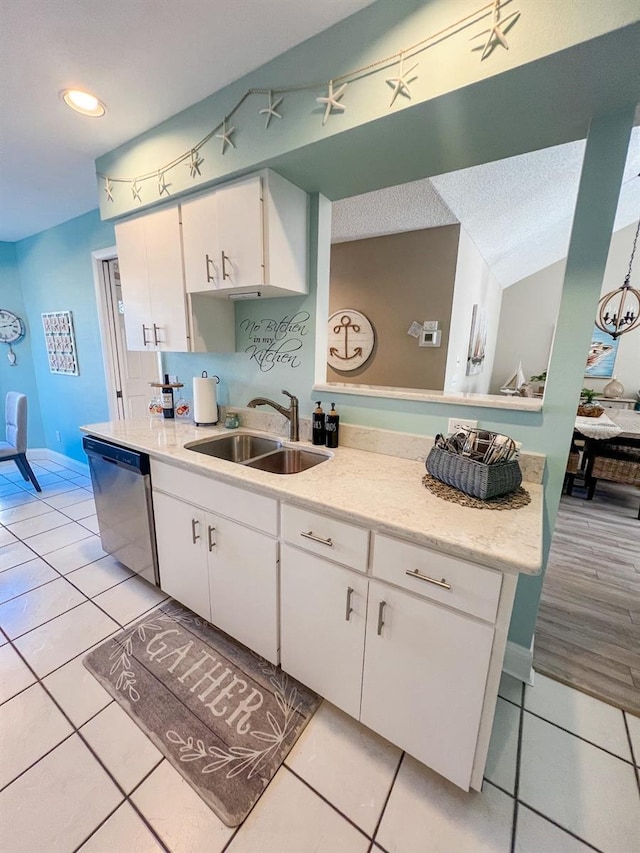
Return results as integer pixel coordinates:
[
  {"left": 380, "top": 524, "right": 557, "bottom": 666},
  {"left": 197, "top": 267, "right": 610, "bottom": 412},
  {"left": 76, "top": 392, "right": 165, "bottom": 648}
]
[{"left": 1, "top": 456, "right": 639, "bottom": 853}]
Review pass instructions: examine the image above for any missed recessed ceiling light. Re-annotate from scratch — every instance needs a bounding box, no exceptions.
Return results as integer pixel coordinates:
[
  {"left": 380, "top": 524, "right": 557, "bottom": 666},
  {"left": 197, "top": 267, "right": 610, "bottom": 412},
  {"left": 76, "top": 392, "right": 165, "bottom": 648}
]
[{"left": 61, "top": 89, "right": 106, "bottom": 117}]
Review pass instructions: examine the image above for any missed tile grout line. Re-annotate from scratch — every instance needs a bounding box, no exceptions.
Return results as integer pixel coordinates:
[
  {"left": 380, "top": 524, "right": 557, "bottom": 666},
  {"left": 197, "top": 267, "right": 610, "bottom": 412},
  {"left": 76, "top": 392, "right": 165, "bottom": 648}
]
[
  {"left": 508, "top": 679, "right": 525, "bottom": 853},
  {"left": 622, "top": 712, "right": 640, "bottom": 793},
  {"left": 513, "top": 799, "right": 605, "bottom": 852},
  {"left": 369, "top": 750, "right": 404, "bottom": 850}
]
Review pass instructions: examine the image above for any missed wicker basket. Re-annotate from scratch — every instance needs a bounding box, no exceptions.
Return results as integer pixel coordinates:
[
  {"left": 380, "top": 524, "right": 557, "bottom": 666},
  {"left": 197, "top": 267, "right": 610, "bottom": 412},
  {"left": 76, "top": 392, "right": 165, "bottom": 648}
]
[
  {"left": 426, "top": 445, "right": 522, "bottom": 500},
  {"left": 577, "top": 404, "right": 604, "bottom": 418}
]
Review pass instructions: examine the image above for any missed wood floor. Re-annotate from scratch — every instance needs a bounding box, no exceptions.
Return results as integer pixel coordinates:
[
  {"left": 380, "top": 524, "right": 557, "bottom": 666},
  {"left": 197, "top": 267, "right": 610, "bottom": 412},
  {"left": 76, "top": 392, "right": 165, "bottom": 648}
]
[{"left": 534, "top": 479, "right": 640, "bottom": 716}]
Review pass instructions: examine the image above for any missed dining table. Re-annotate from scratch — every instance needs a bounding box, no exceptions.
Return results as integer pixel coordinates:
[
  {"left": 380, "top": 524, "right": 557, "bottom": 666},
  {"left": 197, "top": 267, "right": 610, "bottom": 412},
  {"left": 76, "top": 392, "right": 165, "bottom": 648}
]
[{"left": 574, "top": 408, "right": 640, "bottom": 444}]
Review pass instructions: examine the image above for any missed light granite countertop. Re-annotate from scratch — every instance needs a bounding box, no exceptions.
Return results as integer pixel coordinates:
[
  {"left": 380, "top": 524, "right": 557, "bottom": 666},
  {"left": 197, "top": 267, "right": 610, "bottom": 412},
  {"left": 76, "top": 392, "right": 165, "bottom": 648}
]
[{"left": 81, "top": 419, "right": 543, "bottom": 577}]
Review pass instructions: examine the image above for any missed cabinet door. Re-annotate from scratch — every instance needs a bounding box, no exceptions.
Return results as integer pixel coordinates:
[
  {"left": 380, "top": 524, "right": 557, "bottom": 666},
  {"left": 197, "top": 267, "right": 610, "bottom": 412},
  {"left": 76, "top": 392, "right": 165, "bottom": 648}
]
[
  {"left": 216, "top": 175, "right": 264, "bottom": 290},
  {"left": 280, "top": 545, "right": 367, "bottom": 718},
  {"left": 114, "top": 216, "right": 153, "bottom": 351},
  {"left": 144, "top": 206, "right": 190, "bottom": 352},
  {"left": 181, "top": 192, "right": 221, "bottom": 293},
  {"left": 208, "top": 515, "right": 278, "bottom": 665},
  {"left": 153, "top": 492, "right": 211, "bottom": 621},
  {"left": 361, "top": 581, "right": 494, "bottom": 790}
]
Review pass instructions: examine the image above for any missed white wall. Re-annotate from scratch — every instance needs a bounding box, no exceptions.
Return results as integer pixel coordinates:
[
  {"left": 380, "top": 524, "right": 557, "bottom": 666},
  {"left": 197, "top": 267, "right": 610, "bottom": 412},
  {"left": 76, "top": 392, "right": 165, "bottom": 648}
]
[
  {"left": 490, "top": 220, "right": 640, "bottom": 397},
  {"left": 444, "top": 227, "right": 502, "bottom": 394}
]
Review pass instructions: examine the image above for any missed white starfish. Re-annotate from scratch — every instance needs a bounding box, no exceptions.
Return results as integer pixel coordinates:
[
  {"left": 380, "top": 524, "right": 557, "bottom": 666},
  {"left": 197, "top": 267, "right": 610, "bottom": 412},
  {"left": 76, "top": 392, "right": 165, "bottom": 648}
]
[
  {"left": 188, "top": 149, "right": 204, "bottom": 177},
  {"left": 157, "top": 172, "right": 170, "bottom": 197},
  {"left": 216, "top": 119, "right": 236, "bottom": 154},
  {"left": 259, "top": 91, "right": 284, "bottom": 129},
  {"left": 316, "top": 80, "right": 347, "bottom": 126},
  {"left": 386, "top": 55, "right": 419, "bottom": 107},
  {"left": 473, "top": 0, "right": 520, "bottom": 61},
  {"left": 131, "top": 179, "right": 142, "bottom": 203},
  {"left": 104, "top": 177, "right": 114, "bottom": 202}
]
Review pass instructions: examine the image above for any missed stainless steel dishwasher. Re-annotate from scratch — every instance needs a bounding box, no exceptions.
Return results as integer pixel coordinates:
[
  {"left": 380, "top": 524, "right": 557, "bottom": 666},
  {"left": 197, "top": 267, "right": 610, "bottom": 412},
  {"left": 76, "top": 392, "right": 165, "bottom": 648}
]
[{"left": 83, "top": 436, "right": 159, "bottom": 586}]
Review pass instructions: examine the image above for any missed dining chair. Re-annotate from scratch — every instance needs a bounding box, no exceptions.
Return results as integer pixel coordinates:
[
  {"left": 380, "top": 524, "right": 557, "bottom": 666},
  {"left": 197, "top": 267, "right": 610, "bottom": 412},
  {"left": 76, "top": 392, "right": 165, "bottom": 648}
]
[
  {"left": 585, "top": 442, "right": 640, "bottom": 519},
  {"left": 563, "top": 440, "right": 582, "bottom": 496},
  {"left": 0, "top": 392, "right": 41, "bottom": 491}
]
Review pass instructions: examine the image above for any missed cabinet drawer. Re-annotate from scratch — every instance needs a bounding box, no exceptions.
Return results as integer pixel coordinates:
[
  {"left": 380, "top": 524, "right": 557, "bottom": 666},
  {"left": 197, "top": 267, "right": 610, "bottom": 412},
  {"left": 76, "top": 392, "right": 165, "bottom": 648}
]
[
  {"left": 281, "top": 504, "right": 369, "bottom": 572},
  {"left": 151, "top": 460, "right": 278, "bottom": 535},
  {"left": 372, "top": 534, "right": 501, "bottom": 623}
]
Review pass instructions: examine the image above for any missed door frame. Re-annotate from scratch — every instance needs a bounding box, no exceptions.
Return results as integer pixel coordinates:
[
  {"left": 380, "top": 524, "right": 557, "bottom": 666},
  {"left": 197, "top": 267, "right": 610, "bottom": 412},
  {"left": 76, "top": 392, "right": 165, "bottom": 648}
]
[{"left": 91, "top": 245, "right": 162, "bottom": 421}]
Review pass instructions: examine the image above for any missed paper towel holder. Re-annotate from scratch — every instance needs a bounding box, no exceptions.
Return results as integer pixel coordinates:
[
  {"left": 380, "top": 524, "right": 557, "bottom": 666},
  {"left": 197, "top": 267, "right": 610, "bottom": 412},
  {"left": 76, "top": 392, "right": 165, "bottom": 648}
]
[{"left": 193, "top": 372, "right": 220, "bottom": 427}]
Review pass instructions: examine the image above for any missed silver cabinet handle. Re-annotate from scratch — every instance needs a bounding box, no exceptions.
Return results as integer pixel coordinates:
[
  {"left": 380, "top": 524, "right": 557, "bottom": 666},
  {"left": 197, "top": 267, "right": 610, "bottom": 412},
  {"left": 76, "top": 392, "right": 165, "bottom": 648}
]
[
  {"left": 405, "top": 569, "right": 451, "bottom": 590},
  {"left": 191, "top": 518, "right": 200, "bottom": 544},
  {"left": 377, "top": 600, "right": 386, "bottom": 636},
  {"left": 221, "top": 250, "right": 230, "bottom": 281},
  {"left": 205, "top": 253, "right": 216, "bottom": 283},
  {"left": 207, "top": 525, "right": 216, "bottom": 552},
  {"left": 152, "top": 323, "right": 161, "bottom": 346},
  {"left": 300, "top": 531, "right": 333, "bottom": 547},
  {"left": 345, "top": 587, "right": 354, "bottom": 621},
  {"left": 142, "top": 324, "right": 150, "bottom": 345}
]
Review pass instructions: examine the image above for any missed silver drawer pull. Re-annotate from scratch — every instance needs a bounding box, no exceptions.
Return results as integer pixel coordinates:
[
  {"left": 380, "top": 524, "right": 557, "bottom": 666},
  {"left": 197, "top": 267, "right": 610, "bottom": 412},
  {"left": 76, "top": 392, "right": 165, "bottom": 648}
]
[
  {"left": 405, "top": 569, "right": 451, "bottom": 590},
  {"left": 300, "top": 531, "right": 333, "bottom": 547},
  {"left": 205, "top": 253, "right": 216, "bottom": 283},
  {"left": 191, "top": 518, "right": 200, "bottom": 544},
  {"left": 208, "top": 525, "right": 216, "bottom": 551},
  {"left": 377, "top": 600, "right": 386, "bottom": 636},
  {"left": 345, "top": 587, "right": 354, "bottom": 621}
]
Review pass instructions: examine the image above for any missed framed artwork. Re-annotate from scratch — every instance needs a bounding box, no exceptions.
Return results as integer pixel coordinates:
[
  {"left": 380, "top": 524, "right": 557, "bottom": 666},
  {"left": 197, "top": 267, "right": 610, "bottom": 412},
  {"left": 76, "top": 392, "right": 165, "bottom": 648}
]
[
  {"left": 327, "top": 309, "right": 375, "bottom": 371},
  {"left": 466, "top": 304, "right": 487, "bottom": 376},
  {"left": 41, "top": 310, "right": 79, "bottom": 375},
  {"left": 584, "top": 326, "right": 618, "bottom": 379}
]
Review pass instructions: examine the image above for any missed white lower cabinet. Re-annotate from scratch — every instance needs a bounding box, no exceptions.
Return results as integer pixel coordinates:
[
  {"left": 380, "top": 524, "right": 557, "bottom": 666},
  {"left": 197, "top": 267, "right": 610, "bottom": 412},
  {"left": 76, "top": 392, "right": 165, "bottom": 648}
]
[
  {"left": 280, "top": 545, "right": 368, "bottom": 719},
  {"left": 360, "top": 580, "right": 494, "bottom": 790},
  {"left": 153, "top": 491, "right": 278, "bottom": 664}
]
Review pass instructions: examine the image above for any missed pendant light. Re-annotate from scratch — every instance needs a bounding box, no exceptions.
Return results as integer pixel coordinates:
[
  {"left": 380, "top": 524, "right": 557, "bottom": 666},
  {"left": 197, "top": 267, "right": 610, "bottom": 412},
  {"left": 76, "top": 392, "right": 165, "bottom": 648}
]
[{"left": 595, "top": 214, "right": 640, "bottom": 340}]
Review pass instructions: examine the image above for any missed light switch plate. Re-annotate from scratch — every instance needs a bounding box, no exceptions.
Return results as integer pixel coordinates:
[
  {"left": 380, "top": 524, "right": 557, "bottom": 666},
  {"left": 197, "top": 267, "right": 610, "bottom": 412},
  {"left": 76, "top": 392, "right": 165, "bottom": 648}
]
[{"left": 448, "top": 418, "right": 478, "bottom": 434}]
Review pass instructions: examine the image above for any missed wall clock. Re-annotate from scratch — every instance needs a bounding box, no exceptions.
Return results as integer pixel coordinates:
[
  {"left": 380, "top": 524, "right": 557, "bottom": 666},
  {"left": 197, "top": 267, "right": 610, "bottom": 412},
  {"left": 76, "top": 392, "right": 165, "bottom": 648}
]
[
  {"left": 0, "top": 309, "right": 25, "bottom": 344},
  {"left": 327, "top": 309, "right": 375, "bottom": 372}
]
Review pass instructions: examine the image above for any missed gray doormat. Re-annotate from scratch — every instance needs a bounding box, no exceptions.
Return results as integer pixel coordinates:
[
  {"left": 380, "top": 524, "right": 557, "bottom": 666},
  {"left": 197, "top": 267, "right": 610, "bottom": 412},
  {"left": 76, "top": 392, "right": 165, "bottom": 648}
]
[{"left": 84, "top": 602, "right": 320, "bottom": 827}]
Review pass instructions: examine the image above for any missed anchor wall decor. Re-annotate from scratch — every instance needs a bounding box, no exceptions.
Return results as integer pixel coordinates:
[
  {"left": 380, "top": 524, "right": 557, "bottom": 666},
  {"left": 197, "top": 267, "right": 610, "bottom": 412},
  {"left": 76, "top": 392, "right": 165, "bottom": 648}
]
[{"left": 327, "top": 309, "right": 375, "bottom": 372}]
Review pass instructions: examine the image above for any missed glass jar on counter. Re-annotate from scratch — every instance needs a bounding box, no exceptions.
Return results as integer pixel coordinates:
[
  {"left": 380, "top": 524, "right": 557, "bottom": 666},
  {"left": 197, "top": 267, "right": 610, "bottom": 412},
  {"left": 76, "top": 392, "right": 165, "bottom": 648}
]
[{"left": 175, "top": 398, "right": 191, "bottom": 418}]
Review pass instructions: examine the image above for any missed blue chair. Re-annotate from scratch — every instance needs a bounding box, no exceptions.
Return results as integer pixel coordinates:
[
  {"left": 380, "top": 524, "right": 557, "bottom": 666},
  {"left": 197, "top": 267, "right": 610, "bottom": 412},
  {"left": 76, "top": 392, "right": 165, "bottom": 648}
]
[{"left": 0, "top": 392, "right": 41, "bottom": 491}]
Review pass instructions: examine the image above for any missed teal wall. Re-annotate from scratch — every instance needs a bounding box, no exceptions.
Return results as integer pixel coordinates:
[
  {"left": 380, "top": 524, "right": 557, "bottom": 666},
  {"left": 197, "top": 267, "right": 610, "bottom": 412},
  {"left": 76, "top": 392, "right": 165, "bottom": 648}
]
[
  {"left": 13, "top": 211, "right": 116, "bottom": 461},
  {"left": 0, "top": 242, "right": 45, "bottom": 447}
]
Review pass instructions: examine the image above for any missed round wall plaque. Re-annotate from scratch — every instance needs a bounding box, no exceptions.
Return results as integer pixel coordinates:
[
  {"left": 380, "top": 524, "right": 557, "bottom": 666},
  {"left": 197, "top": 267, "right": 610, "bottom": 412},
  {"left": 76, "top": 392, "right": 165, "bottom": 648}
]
[{"left": 327, "top": 310, "right": 375, "bottom": 372}]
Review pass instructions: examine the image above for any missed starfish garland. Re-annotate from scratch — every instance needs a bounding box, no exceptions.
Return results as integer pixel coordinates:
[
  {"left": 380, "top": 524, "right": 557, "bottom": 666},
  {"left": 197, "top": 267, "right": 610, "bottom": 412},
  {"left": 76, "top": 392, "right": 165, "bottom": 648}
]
[
  {"left": 473, "top": 0, "right": 520, "bottom": 61},
  {"left": 259, "top": 91, "right": 284, "bottom": 129},
  {"left": 131, "top": 179, "right": 142, "bottom": 203},
  {"left": 316, "top": 80, "right": 347, "bottom": 126},
  {"left": 188, "top": 149, "right": 204, "bottom": 177},
  {"left": 104, "top": 177, "right": 114, "bottom": 202},
  {"left": 157, "top": 172, "right": 170, "bottom": 197},
  {"left": 386, "top": 54, "right": 419, "bottom": 107},
  {"left": 216, "top": 119, "right": 236, "bottom": 154}
]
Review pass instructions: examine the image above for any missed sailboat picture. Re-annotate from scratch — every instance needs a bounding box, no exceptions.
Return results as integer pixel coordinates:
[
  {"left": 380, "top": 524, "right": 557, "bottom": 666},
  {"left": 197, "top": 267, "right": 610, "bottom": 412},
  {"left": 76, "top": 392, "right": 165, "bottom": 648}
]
[{"left": 466, "top": 304, "right": 487, "bottom": 376}]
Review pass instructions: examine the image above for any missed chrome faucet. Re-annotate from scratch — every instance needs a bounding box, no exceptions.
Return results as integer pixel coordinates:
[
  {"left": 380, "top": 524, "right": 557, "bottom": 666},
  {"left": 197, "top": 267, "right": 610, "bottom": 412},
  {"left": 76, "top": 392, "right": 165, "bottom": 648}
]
[{"left": 247, "top": 390, "right": 299, "bottom": 442}]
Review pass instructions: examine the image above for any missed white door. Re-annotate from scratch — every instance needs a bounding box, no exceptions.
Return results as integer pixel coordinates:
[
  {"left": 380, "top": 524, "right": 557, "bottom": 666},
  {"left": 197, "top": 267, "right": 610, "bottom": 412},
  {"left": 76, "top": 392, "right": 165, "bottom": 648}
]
[
  {"left": 208, "top": 515, "right": 278, "bottom": 664},
  {"left": 216, "top": 175, "right": 264, "bottom": 291},
  {"left": 103, "top": 259, "right": 159, "bottom": 419},
  {"left": 280, "top": 545, "right": 367, "bottom": 718},
  {"left": 153, "top": 492, "right": 211, "bottom": 621},
  {"left": 181, "top": 192, "right": 221, "bottom": 293},
  {"left": 360, "top": 581, "right": 494, "bottom": 790}
]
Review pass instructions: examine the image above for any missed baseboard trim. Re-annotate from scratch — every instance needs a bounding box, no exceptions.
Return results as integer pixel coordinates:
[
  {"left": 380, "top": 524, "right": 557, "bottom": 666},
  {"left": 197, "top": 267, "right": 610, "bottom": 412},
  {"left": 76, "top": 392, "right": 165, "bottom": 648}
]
[
  {"left": 28, "top": 448, "right": 90, "bottom": 477},
  {"left": 503, "top": 638, "right": 535, "bottom": 685}
]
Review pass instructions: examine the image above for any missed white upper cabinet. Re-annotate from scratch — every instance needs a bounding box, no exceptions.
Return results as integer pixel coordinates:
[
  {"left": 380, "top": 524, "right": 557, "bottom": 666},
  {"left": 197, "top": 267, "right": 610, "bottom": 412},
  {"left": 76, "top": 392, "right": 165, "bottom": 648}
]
[
  {"left": 181, "top": 170, "right": 308, "bottom": 298},
  {"left": 115, "top": 205, "right": 235, "bottom": 353}
]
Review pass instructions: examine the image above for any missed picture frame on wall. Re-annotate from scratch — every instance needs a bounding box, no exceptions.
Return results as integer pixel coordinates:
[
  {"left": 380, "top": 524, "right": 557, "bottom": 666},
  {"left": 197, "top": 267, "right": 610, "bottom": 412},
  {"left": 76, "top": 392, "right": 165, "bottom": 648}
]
[
  {"left": 584, "top": 325, "right": 619, "bottom": 379},
  {"left": 41, "top": 310, "right": 79, "bottom": 375}
]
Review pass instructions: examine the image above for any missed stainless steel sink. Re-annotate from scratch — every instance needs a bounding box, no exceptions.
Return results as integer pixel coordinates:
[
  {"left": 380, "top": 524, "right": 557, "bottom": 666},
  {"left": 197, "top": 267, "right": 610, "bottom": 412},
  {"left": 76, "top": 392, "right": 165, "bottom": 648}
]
[
  {"left": 184, "top": 433, "right": 281, "bottom": 462},
  {"left": 245, "top": 448, "right": 330, "bottom": 474}
]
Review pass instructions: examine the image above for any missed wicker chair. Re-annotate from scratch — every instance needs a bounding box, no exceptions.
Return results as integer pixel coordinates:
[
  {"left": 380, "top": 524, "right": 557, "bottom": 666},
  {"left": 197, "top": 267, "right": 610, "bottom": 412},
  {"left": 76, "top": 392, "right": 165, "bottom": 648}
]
[
  {"left": 563, "top": 441, "right": 582, "bottom": 496},
  {"left": 585, "top": 443, "right": 640, "bottom": 519}
]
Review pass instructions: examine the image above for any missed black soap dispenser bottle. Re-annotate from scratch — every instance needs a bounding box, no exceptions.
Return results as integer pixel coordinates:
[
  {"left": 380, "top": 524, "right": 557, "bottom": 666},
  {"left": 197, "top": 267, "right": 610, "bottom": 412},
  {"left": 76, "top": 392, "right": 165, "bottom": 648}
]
[
  {"left": 325, "top": 402, "right": 339, "bottom": 448},
  {"left": 312, "top": 401, "right": 325, "bottom": 445}
]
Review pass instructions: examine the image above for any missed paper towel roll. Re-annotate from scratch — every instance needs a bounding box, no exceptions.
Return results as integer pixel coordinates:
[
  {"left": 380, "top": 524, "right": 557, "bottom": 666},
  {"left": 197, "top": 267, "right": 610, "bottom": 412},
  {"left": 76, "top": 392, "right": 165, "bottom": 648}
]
[{"left": 193, "top": 373, "right": 219, "bottom": 425}]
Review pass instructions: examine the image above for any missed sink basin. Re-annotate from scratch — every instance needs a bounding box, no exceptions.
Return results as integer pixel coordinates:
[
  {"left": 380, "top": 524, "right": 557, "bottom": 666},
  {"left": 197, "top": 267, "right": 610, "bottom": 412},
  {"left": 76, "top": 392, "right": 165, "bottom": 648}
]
[
  {"left": 185, "top": 433, "right": 281, "bottom": 462},
  {"left": 245, "top": 448, "right": 330, "bottom": 474}
]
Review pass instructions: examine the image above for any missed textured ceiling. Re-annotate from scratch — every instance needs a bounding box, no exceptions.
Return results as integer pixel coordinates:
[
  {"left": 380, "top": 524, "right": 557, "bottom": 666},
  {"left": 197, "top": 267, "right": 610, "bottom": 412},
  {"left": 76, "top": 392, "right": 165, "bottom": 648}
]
[
  {"left": 0, "top": 0, "right": 375, "bottom": 242},
  {"left": 332, "top": 126, "right": 640, "bottom": 288}
]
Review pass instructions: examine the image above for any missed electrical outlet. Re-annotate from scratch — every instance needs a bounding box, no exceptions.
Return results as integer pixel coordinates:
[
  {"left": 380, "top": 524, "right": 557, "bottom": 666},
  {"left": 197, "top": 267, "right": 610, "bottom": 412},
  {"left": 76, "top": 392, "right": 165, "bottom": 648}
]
[
  {"left": 55, "top": 430, "right": 61, "bottom": 442},
  {"left": 447, "top": 418, "right": 478, "bottom": 434}
]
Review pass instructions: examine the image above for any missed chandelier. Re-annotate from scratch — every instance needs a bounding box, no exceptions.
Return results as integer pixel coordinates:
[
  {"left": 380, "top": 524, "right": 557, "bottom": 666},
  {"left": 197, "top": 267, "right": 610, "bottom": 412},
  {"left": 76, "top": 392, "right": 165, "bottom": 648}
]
[{"left": 595, "top": 216, "right": 640, "bottom": 340}]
